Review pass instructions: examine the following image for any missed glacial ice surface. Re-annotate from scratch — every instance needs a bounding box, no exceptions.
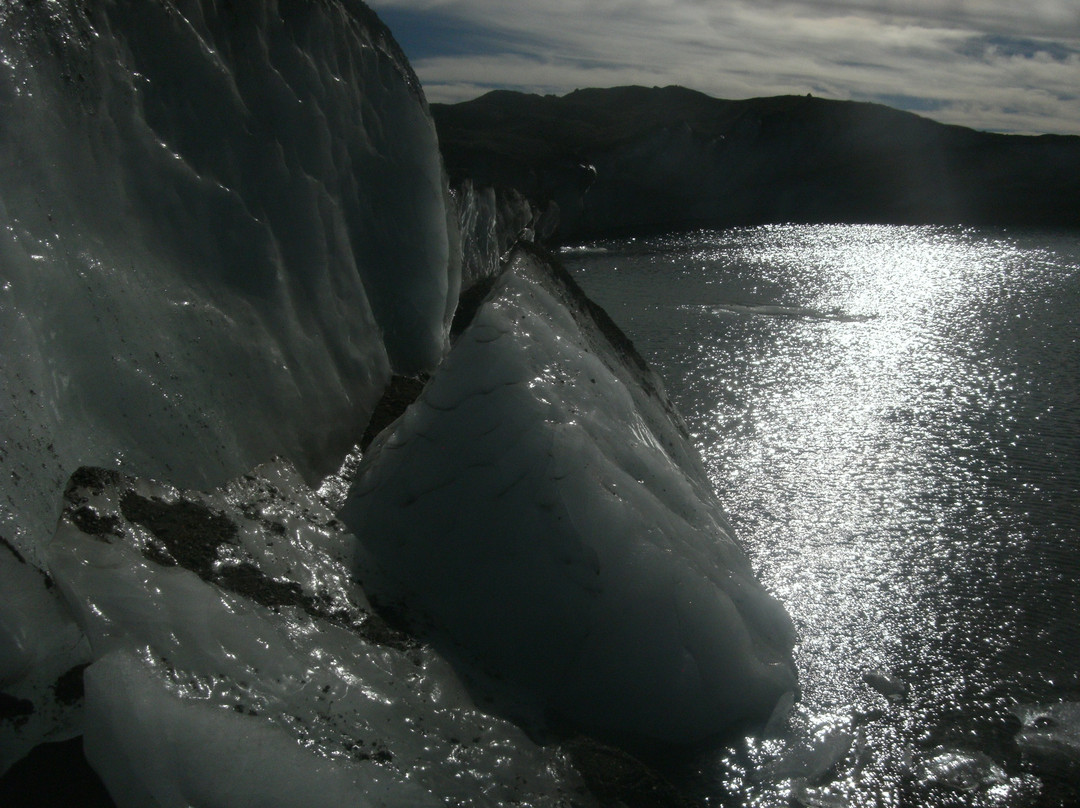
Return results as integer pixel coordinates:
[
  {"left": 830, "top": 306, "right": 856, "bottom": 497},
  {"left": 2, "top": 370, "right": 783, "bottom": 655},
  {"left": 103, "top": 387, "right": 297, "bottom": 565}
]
[
  {"left": 0, "top": 540, "right": 90, "bottom": 771},
  {"left": 342, "top": 250, "right": 798, "bottom": 747},
  {"left": 454, "top": 180, "right": 550, "bottom": 290},
  {"left": 48, "top": 459, "right": 592, "bottom": 807},
  {"left": 2, "top": 0, "right": 802, "bottom": 795},
  {"left": 0, "top": 0, "right": 456, "bottom": 766},
  {"left": 0, "top": 0, "right": 456, "bottom": 567}
]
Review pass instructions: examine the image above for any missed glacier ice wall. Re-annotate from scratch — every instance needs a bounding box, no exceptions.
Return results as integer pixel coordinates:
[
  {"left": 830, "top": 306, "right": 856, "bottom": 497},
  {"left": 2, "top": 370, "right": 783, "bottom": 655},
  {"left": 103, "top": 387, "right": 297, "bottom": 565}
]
[
  {"left": 0, "top": 0, "right": 457, "bottom": 774},
  {"left": 342, "top": 249, "right": 798, "bottom": 747},
  {"left": 454, "top": 179, "right": 555, "bottom": 291},
  {"left": 0, "top": 0, "right": 457, "bottom": 568}
]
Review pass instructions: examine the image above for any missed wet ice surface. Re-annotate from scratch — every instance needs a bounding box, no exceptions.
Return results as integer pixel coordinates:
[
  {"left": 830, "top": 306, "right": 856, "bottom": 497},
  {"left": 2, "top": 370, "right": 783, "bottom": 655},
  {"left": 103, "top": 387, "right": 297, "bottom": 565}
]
[
  {"left": 48, "top": 459, "right": 592, "bottom": 807},
  {"left": 0, "top": 541, "right": 89, "bottom": 771},
  {"left": 565, "top": 226, "right": 1080, "bottom": 806},
  {"left": 1, "top": 0, "right": 456, "bottom": 766},
  {"left": 1013, "top": 703, "right": 1080, "bottom": 779},
  {"left": 342, "top": 251, "right": 797, "bottom": 750},
  {"left": 0, "top": 0, "right": 455, "bottom": 569},
  {"left": 10, "top": 243, "right": 801, "bottom": 806}
]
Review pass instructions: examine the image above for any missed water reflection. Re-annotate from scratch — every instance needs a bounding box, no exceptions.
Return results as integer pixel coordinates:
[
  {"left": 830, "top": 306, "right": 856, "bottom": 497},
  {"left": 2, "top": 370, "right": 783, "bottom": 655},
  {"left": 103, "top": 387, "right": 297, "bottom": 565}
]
[{"left": 565, "top": 225, "right": 1080, "bottom": 807}]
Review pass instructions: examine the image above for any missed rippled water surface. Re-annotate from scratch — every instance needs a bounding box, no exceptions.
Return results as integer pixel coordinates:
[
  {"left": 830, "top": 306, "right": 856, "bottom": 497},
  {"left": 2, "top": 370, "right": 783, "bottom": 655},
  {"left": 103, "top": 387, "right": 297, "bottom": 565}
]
[{"left": 564, "top": 226, "right": 1080, "bottom": 807}]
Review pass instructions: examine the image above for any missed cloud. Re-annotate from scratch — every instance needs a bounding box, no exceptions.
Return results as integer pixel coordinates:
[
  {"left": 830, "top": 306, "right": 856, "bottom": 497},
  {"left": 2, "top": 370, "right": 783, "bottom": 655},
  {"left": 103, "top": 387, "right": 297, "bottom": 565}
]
[
  {"left": 958, "top": 33, "right": 1080, "bottom": 63},
  {"left": 371, "top": 0, "right": 1080, "bottom": 133}
]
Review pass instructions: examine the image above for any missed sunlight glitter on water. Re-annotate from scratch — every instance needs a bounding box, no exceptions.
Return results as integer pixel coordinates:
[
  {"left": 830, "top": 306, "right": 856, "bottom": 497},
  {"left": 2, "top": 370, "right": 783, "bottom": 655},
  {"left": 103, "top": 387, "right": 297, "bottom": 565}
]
[{"left": 566, "top": 225, "right": 1080, "bottom": 807}]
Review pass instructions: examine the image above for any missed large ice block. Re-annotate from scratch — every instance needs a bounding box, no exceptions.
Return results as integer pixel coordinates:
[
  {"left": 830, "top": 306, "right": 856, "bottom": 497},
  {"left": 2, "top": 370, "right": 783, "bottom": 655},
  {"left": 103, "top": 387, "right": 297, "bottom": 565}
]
[{"left": 343, "top": 250, "right": 797, "bottom": 747}]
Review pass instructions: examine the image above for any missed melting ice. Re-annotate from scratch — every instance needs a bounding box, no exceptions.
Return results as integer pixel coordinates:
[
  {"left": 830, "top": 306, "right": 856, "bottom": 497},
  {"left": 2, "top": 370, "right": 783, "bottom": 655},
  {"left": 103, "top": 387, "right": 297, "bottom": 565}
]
[
  {"left": 342, "top": 251, "right": 797, "bottom": 748},
  {"left": 1, "top": 0, "right": 800, "bottom": 805}
]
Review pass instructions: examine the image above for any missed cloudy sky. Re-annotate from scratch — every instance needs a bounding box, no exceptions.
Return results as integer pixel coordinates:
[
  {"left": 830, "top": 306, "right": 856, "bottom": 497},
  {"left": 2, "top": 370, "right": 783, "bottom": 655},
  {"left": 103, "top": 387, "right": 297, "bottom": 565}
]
[{"left": 369, "top": 0, "right": 1080, "bottom": 135}]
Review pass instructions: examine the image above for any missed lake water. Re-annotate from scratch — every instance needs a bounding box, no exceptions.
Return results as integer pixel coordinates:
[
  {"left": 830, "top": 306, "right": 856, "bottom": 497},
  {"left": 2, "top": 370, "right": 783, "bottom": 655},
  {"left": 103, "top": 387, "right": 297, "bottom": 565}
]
[{"left": 563, "top": 225, "right": 1080, "bottom": 807}]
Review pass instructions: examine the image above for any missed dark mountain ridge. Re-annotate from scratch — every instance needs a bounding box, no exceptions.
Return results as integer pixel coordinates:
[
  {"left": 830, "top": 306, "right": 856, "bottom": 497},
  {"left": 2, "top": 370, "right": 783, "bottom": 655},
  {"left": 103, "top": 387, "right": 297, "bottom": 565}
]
[{"left": 432, "top": 86, "right": 1080, "bottom": 241}]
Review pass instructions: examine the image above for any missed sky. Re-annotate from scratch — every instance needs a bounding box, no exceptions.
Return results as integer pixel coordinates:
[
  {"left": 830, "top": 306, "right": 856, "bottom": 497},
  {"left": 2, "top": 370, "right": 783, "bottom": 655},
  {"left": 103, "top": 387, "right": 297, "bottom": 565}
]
[{"left": 368, "top": 0, "right": 1080, "bottom": 135}]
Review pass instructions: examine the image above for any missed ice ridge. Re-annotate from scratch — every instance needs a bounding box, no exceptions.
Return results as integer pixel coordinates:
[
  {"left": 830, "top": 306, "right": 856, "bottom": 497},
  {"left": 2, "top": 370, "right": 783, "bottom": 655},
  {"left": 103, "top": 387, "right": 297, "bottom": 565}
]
[{"left": 342, "top": 249, "right": 798, "bottom": 748}]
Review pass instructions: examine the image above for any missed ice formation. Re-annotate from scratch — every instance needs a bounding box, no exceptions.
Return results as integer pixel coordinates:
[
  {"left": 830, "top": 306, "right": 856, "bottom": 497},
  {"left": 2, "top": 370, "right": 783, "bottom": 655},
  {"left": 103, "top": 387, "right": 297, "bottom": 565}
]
[
  {"left": 754, "top": 725, "right": 855, "bottom": 784},
  {"left": 342, "top": 250, "right": 797, "bottom": 747},
  {"left": 49, "top": 459, "right": 592, "bottom": 807},
  {"left": 454, "top": 180, "right": 554, "bottom": 290},
  {"left": 1, "top": 0, "right": 455, "bottom": 771},
  {"left": 917, "top": 748, "right": 1009, "bottom": 793},
  {"left": 2, "top": 0, "right": 800, "bottom": 800},
  {"left": 0, "top": 538, "right": 90, "bottom": 770},
  {"left": 1012, "top": 701, "right": 1080, "bottom": 776},
  {"left": 0, "top": 0, "right": 455, "bottom": 567}
]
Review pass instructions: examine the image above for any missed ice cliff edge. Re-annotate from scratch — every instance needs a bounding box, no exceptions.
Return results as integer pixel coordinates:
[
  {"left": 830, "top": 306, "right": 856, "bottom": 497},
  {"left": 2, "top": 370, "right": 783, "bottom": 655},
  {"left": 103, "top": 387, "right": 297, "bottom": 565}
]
[
  {"left": 2, "top": 1, "right": 797, "bottom": 801},
  {"left": 2, "top": 0, "right": 457, "bottom": 775},
  {"left": 342, "top": 247, "right": 797, "bottom": 748},
  {"left": 0, "top": 0, "right": 457, "bottom": 570}
]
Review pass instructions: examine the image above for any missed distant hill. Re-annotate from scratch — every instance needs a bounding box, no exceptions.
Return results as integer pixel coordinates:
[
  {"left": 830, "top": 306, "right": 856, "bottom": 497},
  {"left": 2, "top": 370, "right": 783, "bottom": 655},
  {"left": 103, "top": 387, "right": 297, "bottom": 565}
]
[{"left": 431, "top": 86, "right": 1080, "bottom": 241}]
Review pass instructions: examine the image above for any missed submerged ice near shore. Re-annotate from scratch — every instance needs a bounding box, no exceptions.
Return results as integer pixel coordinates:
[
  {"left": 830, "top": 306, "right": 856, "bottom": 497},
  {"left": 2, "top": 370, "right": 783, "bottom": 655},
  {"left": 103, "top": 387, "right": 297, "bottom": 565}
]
[{"left": 1, "top": 1, "right": 796, "bottom": 804}]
